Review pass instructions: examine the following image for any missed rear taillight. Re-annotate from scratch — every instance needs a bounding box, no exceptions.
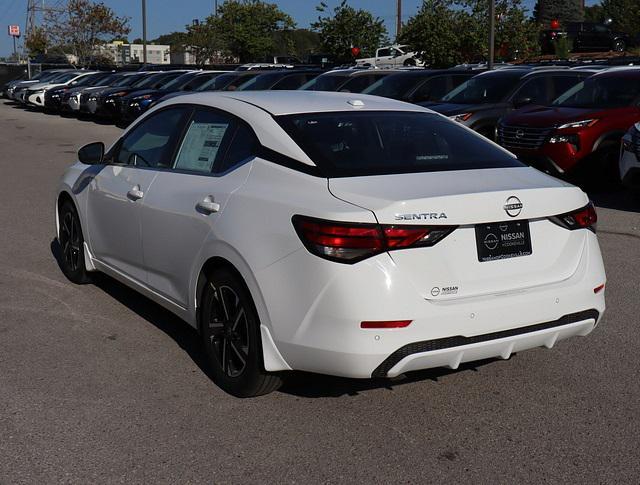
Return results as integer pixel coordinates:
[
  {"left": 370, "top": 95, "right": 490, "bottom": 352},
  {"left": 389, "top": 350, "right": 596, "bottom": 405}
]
[
  {"left": 549, "top": 202, "right": 597, "bottom": 233},
  {"left": 292, "top": 215, "right": 456, "bottom": 263}
]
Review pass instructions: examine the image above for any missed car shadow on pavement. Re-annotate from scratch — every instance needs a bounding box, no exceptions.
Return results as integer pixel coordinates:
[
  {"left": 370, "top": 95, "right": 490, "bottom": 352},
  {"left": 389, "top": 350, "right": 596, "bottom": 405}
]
[
  {"left": 51, "top": 238, "right": 502, "bottom": 398},
  {"left": 278, "top": 359, "right": 499, "bottom": 398},
  {"left": 50, "top": 239, "right": 216, "bottom": 382}
]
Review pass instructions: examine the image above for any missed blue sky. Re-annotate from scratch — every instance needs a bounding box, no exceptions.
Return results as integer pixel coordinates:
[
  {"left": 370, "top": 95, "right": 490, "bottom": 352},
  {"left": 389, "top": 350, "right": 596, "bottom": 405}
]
[{"left": 0, "top": 0, "right": 598, "bottom": 57}]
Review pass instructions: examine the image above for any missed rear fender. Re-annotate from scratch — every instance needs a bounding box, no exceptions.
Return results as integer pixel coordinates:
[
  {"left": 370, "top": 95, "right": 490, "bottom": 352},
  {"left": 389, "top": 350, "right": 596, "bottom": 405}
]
[{"left": 191, "top": 242, "right": 292, "bottom": 372}]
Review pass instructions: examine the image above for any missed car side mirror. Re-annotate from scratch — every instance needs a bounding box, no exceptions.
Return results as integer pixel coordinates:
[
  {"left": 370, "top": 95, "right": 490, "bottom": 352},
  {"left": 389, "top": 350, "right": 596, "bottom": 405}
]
[
  {"left": 513, "top": 97, "right": 533, "bottom": 108},
  {"left": 78, "top": 142, "right": 104, "bottom": 165}
]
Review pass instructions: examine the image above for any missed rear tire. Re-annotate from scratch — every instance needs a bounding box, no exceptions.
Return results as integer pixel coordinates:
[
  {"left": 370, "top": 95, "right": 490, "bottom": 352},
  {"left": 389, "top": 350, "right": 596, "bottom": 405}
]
[
  {"left": 58, "top": 200, "right": 92, "bottom": 284},
  {"left": 200, "top": 267, "right": 282, "bottom": 397}
]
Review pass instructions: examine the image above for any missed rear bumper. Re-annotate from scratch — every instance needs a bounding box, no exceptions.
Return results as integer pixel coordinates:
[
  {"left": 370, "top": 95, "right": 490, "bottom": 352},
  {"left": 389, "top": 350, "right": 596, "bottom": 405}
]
[
  {"left": 262, "top": 231, "right": 606, "bottom": 378},
  {"left": 376, "top": 309, "right": 598, "bottom": 377}
]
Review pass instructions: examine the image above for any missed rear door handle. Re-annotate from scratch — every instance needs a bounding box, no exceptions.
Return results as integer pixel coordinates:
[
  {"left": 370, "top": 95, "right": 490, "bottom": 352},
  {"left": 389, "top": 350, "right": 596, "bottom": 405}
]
[
  {"left": 196, "top": 196, "right": 220, "bottom": 215},
  {"left": 127, "top": 185, "right": 144, "bottom": 201}
]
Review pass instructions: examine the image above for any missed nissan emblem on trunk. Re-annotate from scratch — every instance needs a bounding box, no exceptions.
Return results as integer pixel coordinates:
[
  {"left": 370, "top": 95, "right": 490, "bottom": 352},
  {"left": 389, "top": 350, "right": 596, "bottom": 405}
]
[{"left": 504, "top": 196, "right": 523, "bottom": 217}]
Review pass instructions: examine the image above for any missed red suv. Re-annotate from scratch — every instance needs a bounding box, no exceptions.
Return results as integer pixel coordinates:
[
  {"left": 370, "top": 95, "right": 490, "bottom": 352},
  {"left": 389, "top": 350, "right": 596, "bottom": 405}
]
[{"left": 498, "top": 69, "right": 640, "bottom": 176}]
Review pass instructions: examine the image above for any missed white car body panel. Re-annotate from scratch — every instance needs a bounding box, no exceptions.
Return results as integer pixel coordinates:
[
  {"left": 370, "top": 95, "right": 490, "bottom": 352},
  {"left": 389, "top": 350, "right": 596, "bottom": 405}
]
[
  {"left": 619, "top": 123, "right": 639, "bottom": 189},
  {"left": 56, "top": 91, "right": 607, "bottom": 379}
]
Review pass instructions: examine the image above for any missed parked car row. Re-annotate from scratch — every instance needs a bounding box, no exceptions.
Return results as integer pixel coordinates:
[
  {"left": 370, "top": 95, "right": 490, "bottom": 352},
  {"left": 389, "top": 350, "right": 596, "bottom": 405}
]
[{"left": 4, "top": 63, "right": 640, "bottom": 188}]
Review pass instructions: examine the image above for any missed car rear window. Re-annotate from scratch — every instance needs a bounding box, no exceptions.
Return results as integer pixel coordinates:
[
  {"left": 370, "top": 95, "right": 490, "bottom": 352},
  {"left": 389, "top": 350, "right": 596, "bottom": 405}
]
[{"left": 276, "top": 111, "right": 523, "bottom": 177}]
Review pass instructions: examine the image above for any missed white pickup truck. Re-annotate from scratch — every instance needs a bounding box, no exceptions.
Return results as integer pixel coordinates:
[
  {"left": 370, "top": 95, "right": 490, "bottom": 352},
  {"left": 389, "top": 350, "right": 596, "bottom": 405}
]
[{"left": 355, "top": 44, "right": 424, "bottom": 68}]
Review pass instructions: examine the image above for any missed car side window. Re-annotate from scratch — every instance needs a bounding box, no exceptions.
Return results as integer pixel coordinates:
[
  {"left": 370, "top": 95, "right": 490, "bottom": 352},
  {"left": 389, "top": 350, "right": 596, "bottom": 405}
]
[
  {"left": 512, "top": 77, "right": 548, "bottom": 103},
  {"left": 272, "top": 74, "right": 309, "bottom": 90},
  {"left": 341, "top": 75, "right": 379, "bottom": 93},
  {"left": 173, "top": 109, "right": 235, "bottom": 174},
  {"left": 411, "top": 76, "right": 451, "bottom": 103},
  {"left": 377, "top": 48, "right": 391, "bottom": 57},
  {"left": 215, "top": 123, "right": 259, "bottom": 174},
  {"left": 114, "top": 107, "right": 188, "bottom": 168},
  {"left": 552, "top": 76, "right": 584, "bottom": 99}
]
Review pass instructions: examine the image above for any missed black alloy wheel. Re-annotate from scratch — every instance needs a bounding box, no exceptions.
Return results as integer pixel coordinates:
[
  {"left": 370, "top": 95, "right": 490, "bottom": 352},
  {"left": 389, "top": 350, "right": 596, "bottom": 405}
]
[
  {"left": 201, "top": 267, "right": 282, "bottom": 397},
  {"left": 207, "top": 283, "right": 250, "bottom": 378},
  {"left": 58, "top": 200, "right": 91, "bottom": 284}
]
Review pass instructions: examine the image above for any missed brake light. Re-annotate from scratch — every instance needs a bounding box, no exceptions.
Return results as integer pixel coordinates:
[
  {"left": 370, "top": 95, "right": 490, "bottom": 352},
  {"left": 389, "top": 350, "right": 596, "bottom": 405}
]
[
  {"left": 549, "top": 202, "right": 597, "bottom": 233},
  {"left": 292, "top": 215, "right": 456, "bottom": 263}
]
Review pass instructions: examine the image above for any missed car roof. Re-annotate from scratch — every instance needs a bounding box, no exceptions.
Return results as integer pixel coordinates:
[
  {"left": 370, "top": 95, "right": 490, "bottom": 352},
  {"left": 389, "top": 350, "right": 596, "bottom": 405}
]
[
  {"left": 253, "top": 69, "right": 325, "bottom": 79},
  {"left": 381, "top": 69, "right": 456, "bottom": 79},
  {"left": 177, "top": 90, "right": 430, "bottom": 116},
  {"left": 474, "top": 68, "right": 532, "bottom": 79},
  {"left": 323, "top": 69, "right": 389, "bottom": 77},
  {"left": 593, "top": 66, "right": 640, "bottom": 78},
  {"left": 522, "top": 68, "right": 592, "bottom": 78}
]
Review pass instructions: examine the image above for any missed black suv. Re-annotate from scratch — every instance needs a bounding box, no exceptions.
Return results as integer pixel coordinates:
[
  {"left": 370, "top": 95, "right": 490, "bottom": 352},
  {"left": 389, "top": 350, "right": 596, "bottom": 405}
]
[
  {"left": 361, "top": 69, "right": 479, "bottom": 104},
  {"left": 541, "top": 22, "right": 629, "bottom": 54},
  {"left": 421, "top": 67, "right": 594, "bottom": 140}
]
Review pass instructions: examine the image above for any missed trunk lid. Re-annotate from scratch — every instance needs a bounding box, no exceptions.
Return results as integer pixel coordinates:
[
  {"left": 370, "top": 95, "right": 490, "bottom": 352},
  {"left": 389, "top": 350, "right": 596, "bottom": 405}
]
[{"left": 329, "top": 167, "right": 590, "bottom": 300}]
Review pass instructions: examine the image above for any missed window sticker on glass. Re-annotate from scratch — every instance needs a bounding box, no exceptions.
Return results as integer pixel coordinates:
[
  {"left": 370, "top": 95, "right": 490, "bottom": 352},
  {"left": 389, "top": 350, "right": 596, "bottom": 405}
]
[{"left": 175, "top": 122, "right": 229, "bottom": 173}]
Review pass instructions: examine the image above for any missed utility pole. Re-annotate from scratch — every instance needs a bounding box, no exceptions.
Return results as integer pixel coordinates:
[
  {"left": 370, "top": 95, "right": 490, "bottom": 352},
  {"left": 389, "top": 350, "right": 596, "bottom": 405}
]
[
  {"left": 214, "top": 0, "right": 218, "bottom": 16},
  {"left": 142, "top": 0, "right": 147, "bottom": 64},
  {"left": 488, "top": 0, "right": 495, "bottom": 69},
  {"left": 396, "top": 0, "right": 402, "bottom": 41}
]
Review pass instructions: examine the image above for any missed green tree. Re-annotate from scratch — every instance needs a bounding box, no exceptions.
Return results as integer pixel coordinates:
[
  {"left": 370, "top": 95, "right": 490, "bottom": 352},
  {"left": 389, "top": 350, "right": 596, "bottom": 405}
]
[
  {"left": 183, "top": 20, "right": 225, "bottom": 66},
  {"left": 400, "top": 0, "right": 539, "bottom": 67},
  {"left": 212, "top": 0, "right": 295, "bottom": 62},
  {"left": 399, "top": 0, "right": 469, "bottom": 67},
  {"left": 45, "top": 0, "right": 130, "bottom": 66},
  {"left": 584, "top": 4, "right": 605, "bottom": 23},
  {"left": 151, "top": 31, "right": 187, "bottom": 49},
  {"left": 485, "top": 0, "right": 540, "bottom": 60},
  {"left": 601, "top": 0, "right": 640, "bottom": 38},
  {"left": 25, "top": 26, "right": 49, "bottom": 56},
  {"left": 536, "top": 0, "right": 584, "bottom": 25},
  {"left": 272, "top": 29, "right": 321, "bottom": 59},
  {"left": 311, "top": 1, "right": 388, "bottom": 64}
]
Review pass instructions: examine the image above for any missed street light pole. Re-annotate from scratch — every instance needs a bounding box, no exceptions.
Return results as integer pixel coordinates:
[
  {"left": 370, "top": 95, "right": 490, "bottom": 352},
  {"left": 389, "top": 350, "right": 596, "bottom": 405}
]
[
  {"left": 396, "top": 0, "right": 402, "bottom": 40},
  {"left": 142, "top": 0, "right": 147, "bottom": 64},
  {"left": 488, "top": 0, "right": 495, "bottom": 70}
]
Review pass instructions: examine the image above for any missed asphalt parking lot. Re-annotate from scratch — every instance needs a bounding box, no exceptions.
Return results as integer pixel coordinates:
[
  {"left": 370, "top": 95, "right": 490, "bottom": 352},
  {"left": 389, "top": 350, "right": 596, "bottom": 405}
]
[{"left": 1, "top": 99, "right": 640, "bottom": 484}]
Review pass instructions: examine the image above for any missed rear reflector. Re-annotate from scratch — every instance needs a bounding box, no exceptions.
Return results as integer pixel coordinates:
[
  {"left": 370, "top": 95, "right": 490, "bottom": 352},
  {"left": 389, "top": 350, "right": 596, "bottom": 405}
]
[
  {"left": 594, "top": 284, "right": 605, "bottom": 294},
  {"left": 361, "top": 320, "right": 412, "bottom": 329},
  {"left": 549, "top": 202, "right": 597, "bottom": 233},
  {"left": 292, "top": 215, "right": 456, "bottom": 263}
]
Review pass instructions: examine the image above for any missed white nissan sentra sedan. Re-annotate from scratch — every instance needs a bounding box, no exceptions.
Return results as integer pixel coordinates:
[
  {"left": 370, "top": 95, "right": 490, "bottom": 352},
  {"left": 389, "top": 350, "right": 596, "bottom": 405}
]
[{"left": 56, "top": 91, "right": 606, "bottom": 397}]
